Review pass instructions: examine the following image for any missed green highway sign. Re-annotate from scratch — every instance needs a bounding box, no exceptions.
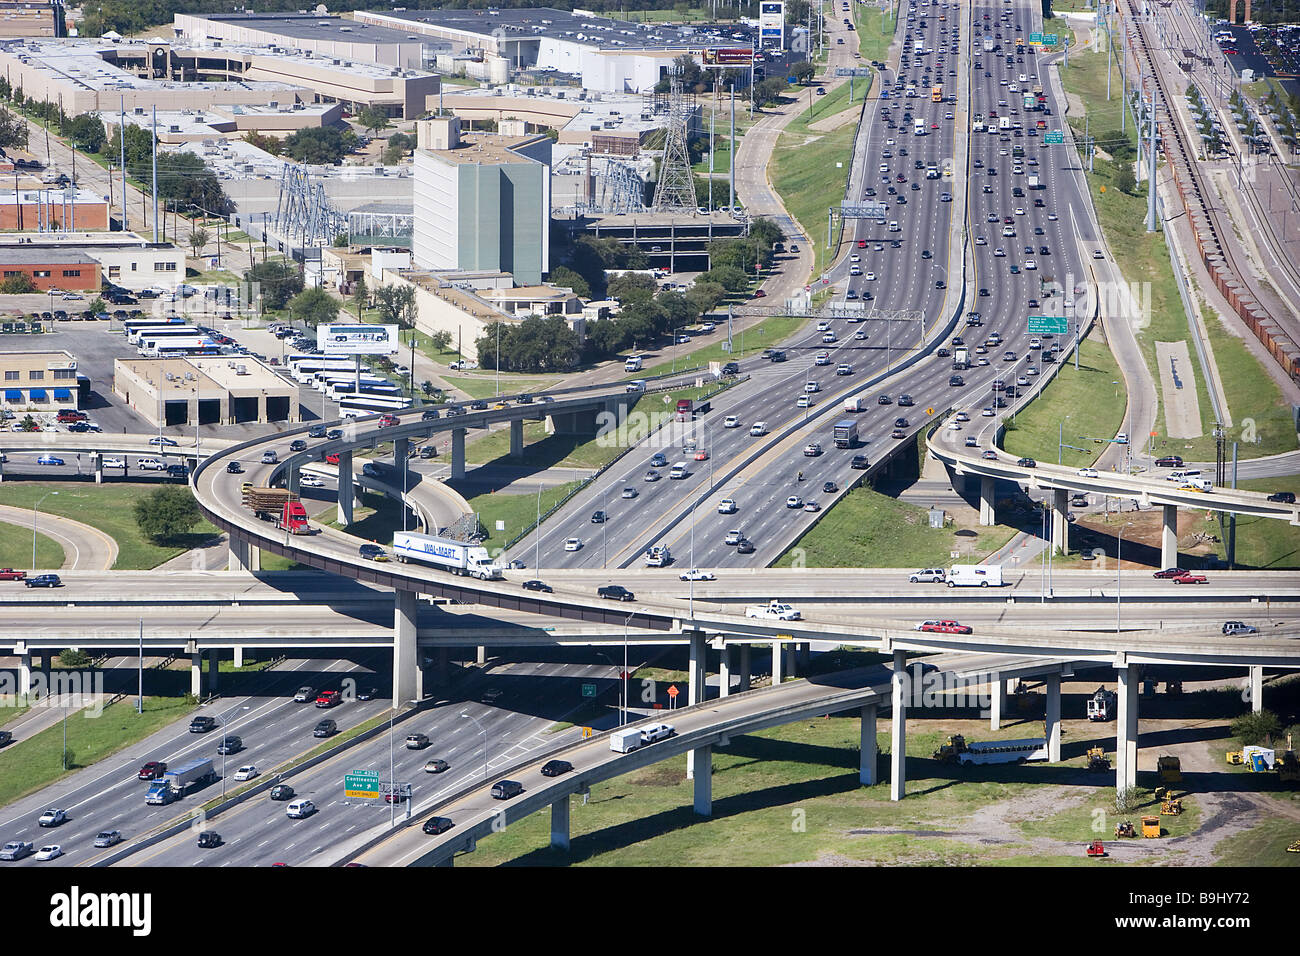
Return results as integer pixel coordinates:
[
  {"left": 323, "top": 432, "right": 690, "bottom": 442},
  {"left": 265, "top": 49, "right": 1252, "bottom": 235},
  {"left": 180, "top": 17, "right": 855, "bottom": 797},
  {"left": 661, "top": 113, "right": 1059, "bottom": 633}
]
[
  {"left": 344, "top": 771, "right": 380, "bottom": 799},
  {"left": 1029, "top": 32, "right": 1043, "bottom": 44},
  {"left": 1044, "top": 131, "right": 1064, "bottom": 144},
  {"left": 1044, "top": 34, "right": 1058, "bottom": 45},
  {"left": 581, "top": 683, "right": 597, "bottom": 699},
  {"left": 1028, "top": 316, "right": 1068, "bottom": 334}
]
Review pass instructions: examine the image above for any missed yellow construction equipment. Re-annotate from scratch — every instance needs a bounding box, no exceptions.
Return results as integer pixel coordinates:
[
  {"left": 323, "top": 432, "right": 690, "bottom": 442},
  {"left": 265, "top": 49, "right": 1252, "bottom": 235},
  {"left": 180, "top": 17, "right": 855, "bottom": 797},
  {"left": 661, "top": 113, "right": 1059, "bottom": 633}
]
[
  {"left": 1226, "top": 750, "right": 1245, "bottom": 765},
  {"left": 1158, "top": 755, "right": 1182, "bottom": 783},
  {"left": 1288, "top": 840, "right": 1300, "bottom": 854},
  {"left": 1160, "top": 797, "right": 1184, "bottom": 816},
  {"left": 1115, "top": 820, "right": 1136, "bottom": 838},
  {"left": 1141, "top": 815, "right": 1162, "bottom": 838},
  {"left": 1087, "top": 747, "right": 1110, "bottom": 772},
  {"left": 933, "top": 734, "right": 968, "bottom": 763}
]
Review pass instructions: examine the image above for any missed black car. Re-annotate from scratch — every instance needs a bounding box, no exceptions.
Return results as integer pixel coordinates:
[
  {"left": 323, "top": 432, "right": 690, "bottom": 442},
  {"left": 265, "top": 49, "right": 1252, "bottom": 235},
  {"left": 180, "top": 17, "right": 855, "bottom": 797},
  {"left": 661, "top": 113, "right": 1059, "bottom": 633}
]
[
  {"left": 468, "top": 400, "right": 488, "bottom": 411},
  {"left": 491, "top": 779, "right": 523, "bottom": 800},
  {"left": 197, "top": 831, "right": 222, "bottom": 849},
  {"left": 721, "top": 362, "right": 740, "bottom": 375},
  {"left": 893, "top": 417, "right": 909, "bottom": 428},
  {"left": 591, "top": 510, "right": 607, "bottom": 524},
  {"left": 877, "top": 394, "right": 892, "bottom": 405},
  {"left": 540, "top": 759, "right": 573, "bottom": 777},
  {"left": 226, "top": 461, "right": 244, "bottom": 474},
  {"left": 823, "top": 481, "right": 838, "bottom": 494},
  {"left": 308, "top": 424, "right": 328, "bottom": 438},
  {"left": 357, "top": 687, "right": 377, "bottom": 701},
  {"left": 897, "top": 394, "right": 914, "bottom": 407},
  {"left": 289, "top": 439, "right": 307, "bottom": 452},
  {"left": 24, "top": 574, "right": 61, "bottom": 588},
  {"left": 189, "top": 716, "right": 217, "bottom": 733},
  {"left": 423, "top": 816, "right": 455, "bottom": 835},
  {"left": 326, "top": 429, "right": 343, "bottom": 440},
  {"left": 521, "top": 580, "right": 552, "bottom": 593},
  {"left": 269, "top": 784, "right": 295, "bottom": 801},
  {"left": 851, "top": 455, "right": 870, "bottom": 470},
  {"left": 1016, "top": 457, "right": 1037, "bottom": 468},
  {"left": 598, "top": 585, "right": 635, "bottom": 602},
  {"left": 359, "top": 543, "right": 387, "bottom": 561},
  {"left": 421, "top": 409, "right": 440, "bottom": 421},
  {"left": 1267, "top": 491, "right": 1296, "bottom": 504},
  {"left": 0, "top": 730, "right": 11, "bottom": 748},
  {"left": 215, "top": 735, "right": 242, "bottom": 755},
  {"left": 736, "top": 538, "right": 755, "bottom": 554},
  {"left": 949, "top": 375, "right": 965, "bottom": 387},
  {"left": 312, "top": 719, "right": 337, "bottom": 738},
  {"left": 769, "top": 350, "right": 786, "bottom": 362},
  {"left": 1154, "top": 455, "right": 1184, "bottom": 468}
]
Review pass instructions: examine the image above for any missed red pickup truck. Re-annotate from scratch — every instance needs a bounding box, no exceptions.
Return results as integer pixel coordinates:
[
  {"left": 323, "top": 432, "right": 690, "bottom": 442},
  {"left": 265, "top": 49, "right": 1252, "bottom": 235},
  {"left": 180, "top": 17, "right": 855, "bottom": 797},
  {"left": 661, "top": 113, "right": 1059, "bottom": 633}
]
[
  {"left": 0, "top": 569, "right": 26, "bottom": 581},
  {"left": 1171, "top": 573, "right": 1209, "bottom": 585}
]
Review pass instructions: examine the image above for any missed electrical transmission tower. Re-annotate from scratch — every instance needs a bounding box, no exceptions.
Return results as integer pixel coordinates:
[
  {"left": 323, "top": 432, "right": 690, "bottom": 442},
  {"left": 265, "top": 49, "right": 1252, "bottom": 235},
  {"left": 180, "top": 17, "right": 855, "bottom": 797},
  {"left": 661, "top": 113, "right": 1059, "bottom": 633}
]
[
  {"left": 274, "top": 164, "right": 346, "bottom": 251},
  {"left": 652, "top": 68, "right": 698, "bottom": 213},
  {"left": 597, "top": 159, "right": 645, "bottom": 214}
]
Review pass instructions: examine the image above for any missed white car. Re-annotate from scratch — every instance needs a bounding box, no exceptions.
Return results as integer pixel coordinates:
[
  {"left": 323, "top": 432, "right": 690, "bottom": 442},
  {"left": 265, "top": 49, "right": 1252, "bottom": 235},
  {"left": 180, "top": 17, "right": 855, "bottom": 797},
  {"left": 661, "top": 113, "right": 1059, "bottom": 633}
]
[
  {"left": 975, "top": 236, "right": 987, "bottom": 245},
  {"left": 1014, "top": 207, "right": 1025, "bottom": 216},
  {"left": 233, "top": 765, "right": 259, "bottom": 781},
  {"left": 37, "top": 809, "right": 66, "bottom": 827},
  {"left": 299, "top": 474, "right": 325, "bottom": 488},
  {"left": 1047, "top": 213, "right": 1058, "bottom": 221},
  {"left": 100, "top": 457, "right": 126, "bottom": 468},
  {"left": 786, "top": 496, "right": 803, "bottom": 509},
  {"left": 822, "top": 332, "right": 837, "bottom": 344},
  {"left": 621, "top": 487, "right": 638, "bottom": 499},
  {"left": 1024, "top": 259, "right": 1037, "bottom": 271},
  {"left": 1077, "top": 468, "right": 1100, "bottom": 478},
  {"left": 955, "top": 411, "right": 970, "bottom": 422},
  {"left": 865, "top": 272, "right": 877, "bottom": 280},
  {"left": 563, "top": 538, "right": 583, "bottom": 552},
  {"left": 817, "top": 321, "right": 830, "bottom": 332},
  {"left": 850, "top": 253, "right": 861, "bottom": 263},
  {"left": 797, "top": 395, "right": 812, "bottom": 408},
  {"left": 804, "top": 381, "right": 820, "bottom": 393},
  {"left": 981, "top": 407, "right": 995, "bottom": 417},
  {"left": 723, "top": 415, "right": 741, "bottom": 428},
  {"left": 34, "top": 845, "right": 62, "bottom": 861},
  {"left": 679, "top": 569, "right": 716, "bottom": 581},
  {"left": 814, "top": 352, "right": 831, "bottom": 366},
  {"left": 137, "top": 458, "right": 165, "bottom": 471},
  {"left": 947, "top": 420, "right": 962, "bottom": 430},
  {"left": 717, "top": 498, "right": 738, "bottom": 514}
]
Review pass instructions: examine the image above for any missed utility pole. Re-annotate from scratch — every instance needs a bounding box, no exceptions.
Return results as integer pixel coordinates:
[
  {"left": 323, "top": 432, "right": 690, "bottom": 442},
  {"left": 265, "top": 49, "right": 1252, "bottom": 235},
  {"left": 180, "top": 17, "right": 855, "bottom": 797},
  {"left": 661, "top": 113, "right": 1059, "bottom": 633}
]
[
  {"left": 729, "top": 83, "right": 736, "bottom": 213},
  {"left": 1146, "top": 96, "right": 1158, "bottom": 232},
  {"left": 151, "top": 106, "right": 159, "bottom": 244}
]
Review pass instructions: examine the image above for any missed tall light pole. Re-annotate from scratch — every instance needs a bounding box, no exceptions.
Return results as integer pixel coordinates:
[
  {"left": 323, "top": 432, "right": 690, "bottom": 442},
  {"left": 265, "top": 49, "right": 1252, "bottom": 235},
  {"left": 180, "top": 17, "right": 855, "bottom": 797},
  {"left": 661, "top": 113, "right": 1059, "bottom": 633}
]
[
  {"left": 460, "top": 711, "right": 488, "bottom": 782},
  {"left": 534, "top": 483, "right": 542, "bottom": 571},
  {"left": 387, "top": 698, "right": 418, "bottom": 826},
  {"left": 33, "top": 490, "right": 58, "bottom": 570},
  {"left": 218, "top": 704, "right": 250, "bottom": 799},
  {"left": 1116, "top": 521, "right": 1134, "bottom": 634}
]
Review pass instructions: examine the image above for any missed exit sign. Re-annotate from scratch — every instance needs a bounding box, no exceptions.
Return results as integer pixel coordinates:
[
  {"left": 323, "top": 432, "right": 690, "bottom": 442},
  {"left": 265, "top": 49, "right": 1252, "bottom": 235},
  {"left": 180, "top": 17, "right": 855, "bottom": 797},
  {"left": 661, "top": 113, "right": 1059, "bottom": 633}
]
[
  {"left": 1028, "top": 316, "right": 1068, "bottom": 334},
  {"left": 1044, "top": 131, "right": 1064, "bottom": 144},
  {"left": 1029, "top": 32, "right": 1044, "bottom": 44},
  {"left": 1043, "top": 34, "right": 1058, "bottom": 45},
  {"left": 344, "top": 771, "right": 380, "bottom": 799}
]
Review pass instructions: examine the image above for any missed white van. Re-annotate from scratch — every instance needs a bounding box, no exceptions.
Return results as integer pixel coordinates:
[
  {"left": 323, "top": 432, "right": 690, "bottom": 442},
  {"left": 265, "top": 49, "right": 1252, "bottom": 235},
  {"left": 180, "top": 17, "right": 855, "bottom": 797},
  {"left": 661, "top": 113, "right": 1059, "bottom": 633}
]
[
  {"left": 1166, "top": 469, "right": 1202, "bottom": 483},
  {"left": 285, "top": 799, "right": 316, "bottom": 819},
  {"left": 1181, "top": 478, "right": 1213, "bottom": 492},
  {"left": 889, "top": 220, "right": 901, "bottom": 232},
  {"left": 947, "top": 564, "right": 1005, "bottom": 587},
  {"left": 669, "top": 461, "right": 689, "bottom": 479},
  {"left": 624, "top": 355, "right": 643, "bottom": 372},
  {"left": 749, "top": 421, "right": 768, "bottom": 436}
]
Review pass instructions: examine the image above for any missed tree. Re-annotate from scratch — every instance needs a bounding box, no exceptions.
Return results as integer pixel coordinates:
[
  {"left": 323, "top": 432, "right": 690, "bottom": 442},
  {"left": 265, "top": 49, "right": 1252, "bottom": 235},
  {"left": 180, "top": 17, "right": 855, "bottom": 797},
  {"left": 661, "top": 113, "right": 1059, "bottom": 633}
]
[
  {"left": 791, "top": 61, "right": 816, "bottom": 85},
  {"left": 106, "top": 123, "right": 154, "bottom": 172},
  {"left": 187, "top": 227, "right": 210, "bottom": 258},
  {"left": 58, "top": 648, "right": 90, "bottom": 668},
  {"left": 154, "top": 152, "right": 227, "bottom": 214},
  {"left": 287, "top": 286, "right": 340, "bottom": 328},
  {"left": 374, "top": 284, "right": 417, "bottom": 328},
  {"left": 88, "top": 295, "right": 106, "bottom": 316},
  {"left": 243, "top": 130, "right": 283, "bottom": 156},
  {"left": 245, "top": 259, "right": 303, "bottom": 312},
  {"left": 133, "top": 485, "right": 201, "bottom": 544},
  {"left": 351, "top": 273, "right": 368, "bottom": 317},
  {"left": 0, "top": 273, "right": 37, "bottom": 293},
  {"left": 697, "top": 265, "right": 749, "bottom": 293},
  {"left": 66, "top": 114, "right": 106, "bottom": 153},
  {"left": 753, "top": 77, "right": 791, "bottom": 109},
  {"left": 548, "top": 265, "right": 591, "bottom": 299},
  {"left": 357, "top": 107, "right": 391, "bottom": 137},
  {"left": 429, "top": 329, "right": 453, "bottom": 354},
  {"left": 607, "top": 272, "right": 658, "bottom": 305},
  {"left": 1230, "top": 709, "right": 1282, "bottom": 746},
  {"left": 1114, "top": 162, "right": 1137, "bottom": 195},
  {"left": 686, "top": 280, "right": 727, "bottom": 316},
  {"left": 282, "top": 126, "right": 360, "bottom": 165}
]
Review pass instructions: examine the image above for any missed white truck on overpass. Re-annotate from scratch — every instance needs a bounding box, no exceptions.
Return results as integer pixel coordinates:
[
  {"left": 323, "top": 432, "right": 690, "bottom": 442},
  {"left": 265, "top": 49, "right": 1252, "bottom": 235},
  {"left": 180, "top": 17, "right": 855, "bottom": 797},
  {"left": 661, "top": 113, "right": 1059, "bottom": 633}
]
[
  {"left": 392, "top": 532, "right": 504, "bottom": 580},
  {"left": 746, "top": 600, "right": 802, "bottom": 621}
]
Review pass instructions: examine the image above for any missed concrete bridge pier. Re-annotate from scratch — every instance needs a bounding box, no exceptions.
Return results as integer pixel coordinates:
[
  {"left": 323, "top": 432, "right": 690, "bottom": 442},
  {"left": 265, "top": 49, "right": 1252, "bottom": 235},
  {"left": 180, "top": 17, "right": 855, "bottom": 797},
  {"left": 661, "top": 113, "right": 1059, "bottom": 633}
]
[
  {"left": 693, "top": 744, "right": 713, "bottom": 816},
  {"left": 860, "top": 703, "right": 878, "bottom": 786},
  {"left": 450, "top": 428, "right": 466, "bottom": 481},
  {"left": 979, "top": 476, "right": 996, "bottom": 526},
  {"left": 1045, "top": 672, "right": 1061, "bottom": 763},
  {"left": 93, "top": 453, "right": 103, "bottom": 484},
  {"left": 1051, "top": 488, "right": 1069, "bottom": 555},
  {"left": 509, "top": 419, "right": 524, "bottom": 458},
  {"left": 18, "top": 648, "right": 30, "bottom": 697},
  {"left": 337, "top": 450, "right": 355, "bottom": 525},
  {"left": 988, "top": 676, "right": 1007, "bottom": 730},
  {"left": 719, "top": 644, "right": 732, "bottom": 698},
  {"left": 189, "top": 644, "right": 201, "bottom": 698},
  {"left": 1115, "top": 663, "right": 1139, "bottom": 791},
  {"left": 233, "top": 646, "right": 244, "bottom": 669},
  {"left": 393, "top": 437, "right": 409, "bottom": 470},
  {"left": 1249, "top": 666, "right": 1263, "bottom": 713},
  {"left": 686, "top": 631, "right": 705, "bottom": 779},
  {"left": 1161, "top": 504, "right": 1178, "bottom": 570},
  {"left": 208, "top": 651, "right": 219, "bottom": 696},
  {"left": 227, "top": 537, "right": 261, "bottom": 572},
  {"left": 739, "top": 643, "right": 751, "bottom": 692},
  {"left": 770, "top": 641, "right": 784, "bottom": 685},
  {"left": 550, "top": 796, "right": 570, "bottom": 851},
  {"left": 287, "top": 463, "right": 300, "bottom": 496},
  {"left": 890, "top": 649, "right": 908, "bottom": 801},
  {"left": 393, "top": 589, "right": 422, "bottom": 709}
]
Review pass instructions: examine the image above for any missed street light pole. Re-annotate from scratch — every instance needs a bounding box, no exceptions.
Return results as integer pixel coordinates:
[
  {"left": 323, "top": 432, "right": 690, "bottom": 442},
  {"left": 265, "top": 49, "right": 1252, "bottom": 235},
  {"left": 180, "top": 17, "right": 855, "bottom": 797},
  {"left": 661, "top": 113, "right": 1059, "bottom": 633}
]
[
  {"left": 460, "top": 711, "right": 488, "bottom": 782},
  {"left": 33, "top": 490, "right": 58, "bottom": 571},
  {"left": 1117, "top": 522, "right": 1134, "bottom": 634}
]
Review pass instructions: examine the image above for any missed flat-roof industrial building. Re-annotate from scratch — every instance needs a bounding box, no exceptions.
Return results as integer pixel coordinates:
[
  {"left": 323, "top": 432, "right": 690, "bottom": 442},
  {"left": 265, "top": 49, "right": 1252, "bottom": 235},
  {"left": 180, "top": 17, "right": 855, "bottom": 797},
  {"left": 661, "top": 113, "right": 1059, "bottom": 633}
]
[
  {"left": 0, "top": 233, "right": 186, "bottom": 292},
  {"left": 0, "top": 350, "right": 80, "bottom": 412},
  {"left": 114, "top": 355, "right": 300, "bottom": 427}
]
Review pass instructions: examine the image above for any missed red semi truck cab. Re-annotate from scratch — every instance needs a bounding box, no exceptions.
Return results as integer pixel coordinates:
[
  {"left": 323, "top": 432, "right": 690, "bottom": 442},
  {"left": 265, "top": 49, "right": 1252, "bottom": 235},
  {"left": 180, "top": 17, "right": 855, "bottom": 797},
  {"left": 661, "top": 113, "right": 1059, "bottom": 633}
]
[{"left": 277, "top": 501, "right": 310, "bottom": 534}]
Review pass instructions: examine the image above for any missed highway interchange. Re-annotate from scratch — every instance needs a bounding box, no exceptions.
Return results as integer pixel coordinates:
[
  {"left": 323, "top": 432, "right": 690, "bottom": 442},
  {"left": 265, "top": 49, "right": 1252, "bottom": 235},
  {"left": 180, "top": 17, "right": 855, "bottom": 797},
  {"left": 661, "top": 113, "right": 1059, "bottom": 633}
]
[{"left": 1, "top": 0, "right": 1297, "bottom": 871}]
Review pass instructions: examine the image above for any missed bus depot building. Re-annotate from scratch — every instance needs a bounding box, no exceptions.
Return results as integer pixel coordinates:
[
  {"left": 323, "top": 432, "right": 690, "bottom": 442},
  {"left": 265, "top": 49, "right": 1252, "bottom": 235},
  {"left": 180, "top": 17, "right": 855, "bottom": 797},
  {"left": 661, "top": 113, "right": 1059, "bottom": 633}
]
[
  {"left": 113, "top": 356, "right": 299, "bottom": 426},
  {"left": 0, "top": 350, "right": 80, "bottom": 411}
]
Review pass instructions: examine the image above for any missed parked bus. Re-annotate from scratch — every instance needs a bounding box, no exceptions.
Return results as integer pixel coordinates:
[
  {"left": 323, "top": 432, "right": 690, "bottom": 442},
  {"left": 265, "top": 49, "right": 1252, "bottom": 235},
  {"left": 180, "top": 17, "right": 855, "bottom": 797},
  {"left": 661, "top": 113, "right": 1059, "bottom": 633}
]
[
  {"left": 126, "top": 321, "right": 192, "bottom": 344},
  {"left": 338, "top": 394, "right": 410, "bottom": 418},
  {"left": 328, "top": 381, "right": 404, "bottom": 401},
  {"left": 138, "top": 336, "right": 219, "bottom": 357},
  {"left": 290, "top": 361, "right": 356, "bottom": 385}
]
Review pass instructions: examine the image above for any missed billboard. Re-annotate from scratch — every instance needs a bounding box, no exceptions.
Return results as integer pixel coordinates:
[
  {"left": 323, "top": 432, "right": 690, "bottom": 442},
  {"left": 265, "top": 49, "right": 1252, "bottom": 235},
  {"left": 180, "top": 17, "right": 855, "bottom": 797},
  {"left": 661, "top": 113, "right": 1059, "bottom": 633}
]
[
  {"left": 702, "top": 47, "right": 754, "bottom": 66},
  {"left": 317, "top": 323, "right": 400, "bottom": 355},
  {"left": 759, "top": 0, "right": 784, "bottom": 48}
]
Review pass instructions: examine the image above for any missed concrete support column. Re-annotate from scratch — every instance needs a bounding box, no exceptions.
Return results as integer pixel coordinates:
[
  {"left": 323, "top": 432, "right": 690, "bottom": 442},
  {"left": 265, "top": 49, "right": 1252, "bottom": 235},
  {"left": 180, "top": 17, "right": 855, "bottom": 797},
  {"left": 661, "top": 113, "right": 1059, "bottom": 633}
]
[
  {"left": 719, "top": 644, "right": 732, "bottom": 698},
  {"left": 1249, "top": 666, "right": 1263, "bottom": 714},
  {"left": 227, "top": 538, "right": 260, "bottom": 572},
  {"left": 785, "top": 642, "right": 798, "bottom": 680},
  {"left": 550, "top": 796, "right": 570, "bottom": 851},
  {"left": 508, "top": 419, "right": 524, "bottom": 458},
  {"left": 692, "top": 744, "right": 713, "bottom": 816},
  {"left": 0, "top": 455, "right": 5, "bottom": 481},
  {"left": 93, "top": 455, "right": 103, "bottom": 484},
  {"left": 890, "top": 649, "right": 907, "bottom": 801},
  {"left": 337, "top": 450, "right": 355, "bottom": 525},
  {"left": 1051, "top": 488, "right": 1069, "bottom": 555},
  {"left": 233, "top": 646, "right": 244, "bottom": 669},
  {"left": 798, "top": 642, "right": 811, "bottom": 671},
  {"left": 18, "top": 652, "right": 31, "bottom": 698},
  {"left": 450, "top": 428, "right": 466, "bottom": 481},
  {"left": 191, "top": 651, "right": 202, "bottom": 698},
  {"left": 393, "top": 589, "right": 420, "bottom": 709},
  {"left": 979, "top": 476, "right": 996, "bottom": 526},
  {"left": 287, "top": 464, "right": 299, "bottom": 497},
  {"left": 393, "top": 437, "right": 409, "bottom": 470},
  {"left": 476, "top": 645, "right": 486, "bottom": 666},
  {"left": 1045, "top": 672, "right": 1061, "bottom": 763},
  {"left": 686, "top": 631, "right": 705, "bottom": 779},
  {"left": 770, "top": 641, "right": 784, "bottom": 685},
  {"left": 739, "top": 643, "right": 751, "bottom": 692},
  {"left": 1116, "top": 663, "right": 1139, "bottom": 791},
  {"left": 208, "top": 651, "right": 218, "bottom": 696},
  {"left": 989, "top": 677, "right": 1007, "bottom": 731},
  {"left": 1161, "top": 504, "right": 1178, "bottom": 570},
  {"left": 860, "top": 703, "right": 878, "bottom": 786}
]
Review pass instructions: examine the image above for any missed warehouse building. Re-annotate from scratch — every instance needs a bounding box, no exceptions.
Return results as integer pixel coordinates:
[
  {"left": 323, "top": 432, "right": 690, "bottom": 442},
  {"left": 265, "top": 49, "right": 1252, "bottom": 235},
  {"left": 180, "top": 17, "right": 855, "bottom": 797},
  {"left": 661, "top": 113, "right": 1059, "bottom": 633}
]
[
  {"left": 0, "top": 350, "right": 80, "bottom": 413},
  {"left": 0, "top": 246, "right": 99, "bottom": 291},
  {"left": 113, "top": 355, "right": 299, "bottom": 427},
  {"left": 0, "top": 233, "right": 185, "bottom": 291}
]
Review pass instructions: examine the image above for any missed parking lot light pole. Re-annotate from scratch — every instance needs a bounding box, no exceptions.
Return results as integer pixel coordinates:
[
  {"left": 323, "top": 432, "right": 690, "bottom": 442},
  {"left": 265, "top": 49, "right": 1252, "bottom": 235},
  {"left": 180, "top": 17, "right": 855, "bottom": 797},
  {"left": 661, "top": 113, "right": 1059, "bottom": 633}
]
[{"left": 33, "top": 490, "right": 57, "bottom": 571}]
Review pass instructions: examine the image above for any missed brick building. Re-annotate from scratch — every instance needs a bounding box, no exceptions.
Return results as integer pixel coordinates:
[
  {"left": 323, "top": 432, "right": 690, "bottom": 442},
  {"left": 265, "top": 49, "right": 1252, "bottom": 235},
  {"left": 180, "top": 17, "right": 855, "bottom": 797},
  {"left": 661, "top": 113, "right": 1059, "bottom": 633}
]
[{"left": 0, "top": 247, "right": 100, "bottom": 291}]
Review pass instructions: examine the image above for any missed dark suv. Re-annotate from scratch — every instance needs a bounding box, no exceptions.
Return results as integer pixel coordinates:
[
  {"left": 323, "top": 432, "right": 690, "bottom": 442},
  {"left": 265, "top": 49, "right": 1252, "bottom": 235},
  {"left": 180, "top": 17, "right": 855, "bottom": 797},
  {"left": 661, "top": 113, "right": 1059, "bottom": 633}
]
[
  {"left": 1154, "top": 455, "right": 1183, "bottom": 468},
  {"left": 313, "top": 719, "right": 337, "bottom": 738},
  {"left": 215, "top": 735, "right": 242, "bottom": 755},
  {"left": 1266, "top": 491, "right": 1296, "bottom": 504},
  {"left": 598, "top": 585, "right": 635, "bottom": 602}
]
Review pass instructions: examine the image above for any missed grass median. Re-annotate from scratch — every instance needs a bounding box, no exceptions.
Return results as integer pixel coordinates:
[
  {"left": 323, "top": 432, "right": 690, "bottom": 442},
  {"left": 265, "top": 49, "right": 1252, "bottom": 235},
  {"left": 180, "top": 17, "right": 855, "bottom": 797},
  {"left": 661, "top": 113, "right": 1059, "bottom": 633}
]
[
  {"left": 0, "top": 520, "right": 62, "bottom": 570},
  {"left": 467, "top": 481, "right": 585, "bottom": 555},
  {"left": 0, "top": 483, "right": 218, "bottom": 570}
]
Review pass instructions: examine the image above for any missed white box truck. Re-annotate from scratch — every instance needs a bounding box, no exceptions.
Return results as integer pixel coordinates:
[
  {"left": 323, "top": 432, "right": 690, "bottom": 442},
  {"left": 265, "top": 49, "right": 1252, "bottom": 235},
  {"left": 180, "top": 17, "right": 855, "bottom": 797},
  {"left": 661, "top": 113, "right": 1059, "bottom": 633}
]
[
  {"left": 391, "top": 531, "right": 504, "bottom": 580},
  {"left": 946, "top": 564, "right": 1004, "bottom": 587},
  {"left": 624, "top": 355, "right": 643, "bottom": 372},
  {"left": 611, "top": 727, "right": 643, "bottom": 753},
  {"left": 843, "top": 395, "right": 867, "bottom": 413}
]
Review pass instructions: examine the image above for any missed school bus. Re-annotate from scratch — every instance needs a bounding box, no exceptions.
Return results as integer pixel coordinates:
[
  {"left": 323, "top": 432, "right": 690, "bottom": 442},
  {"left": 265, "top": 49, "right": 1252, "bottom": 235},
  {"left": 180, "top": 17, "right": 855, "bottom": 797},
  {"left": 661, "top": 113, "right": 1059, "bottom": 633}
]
[{"left": 931, "top": 84, "right": 943, "bottom": 102}]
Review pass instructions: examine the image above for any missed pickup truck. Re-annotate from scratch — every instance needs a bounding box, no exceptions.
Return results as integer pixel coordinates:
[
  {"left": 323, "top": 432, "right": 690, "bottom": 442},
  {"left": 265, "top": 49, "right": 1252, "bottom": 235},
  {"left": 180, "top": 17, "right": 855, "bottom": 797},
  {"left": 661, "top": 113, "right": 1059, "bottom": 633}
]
[
  {"left": 745, "top": 600, "right": 801, "bottom": 621},
  {"left": 1171, "top": 573, "right": 1208, "bottom": 585},
  {"left": 0, "top": 569, "right": 26, "bottom": 581}
]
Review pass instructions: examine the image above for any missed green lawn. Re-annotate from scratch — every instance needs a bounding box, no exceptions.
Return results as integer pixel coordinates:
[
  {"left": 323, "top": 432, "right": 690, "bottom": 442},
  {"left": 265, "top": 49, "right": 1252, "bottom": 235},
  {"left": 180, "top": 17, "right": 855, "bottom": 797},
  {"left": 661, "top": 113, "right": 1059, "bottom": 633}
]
[
  {"left": 1198, "top": 305, "right": 1298, "bottom": 458},
  {"left": 0, "top": 519, "right": 63, "bottom": 570},
  {"left": 0, "top": 484, "right": 219, "bottom": 570},
  {"left": 0, "top": 696, "right": 193, "bottom": 808},
  {"left": 455, "top": 716, "right": 1126, "bottom": 867},
  {"left": 1199, "top": 475, "right": 1300, "bottom": 570},
  {"left": 1001, "top": 336, "right": 1128, "bottom": 466},
  {"left": 638, "top": 316, "right": 807, "bottom": 378},
  {"left": 1213, "top": 815, "right": 1300, "bottom": 866},
  {"left": 771, "top": 81, "right": 865, "bottom": 277},
  {"left": 467, "top": 480, "right": 586, "bottom": 555},
  {"left": 855, "top": 4, "right": 898, "bottom": 62},
  {"left": 774, "top": 484, "right": 1018, "bottom": 568}
]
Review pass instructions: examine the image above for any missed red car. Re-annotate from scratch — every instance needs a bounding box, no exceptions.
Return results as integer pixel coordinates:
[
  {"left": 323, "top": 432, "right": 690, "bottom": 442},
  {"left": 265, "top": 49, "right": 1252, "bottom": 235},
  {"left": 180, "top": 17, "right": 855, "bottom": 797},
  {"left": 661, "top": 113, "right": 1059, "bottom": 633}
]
[
  {"left": 138, "top": 761, "right": 167, "bottom": 780},
  {"left": 858, "top": 239, "right": 868, "bottom": 248},
  {"left": 314, "top": 690, "right": 341, "bottom": 708},
  {"left": 1152, "top": 568, "right": 1187, "bottom": 579},
  {"left": 752, "top": 289, "right": 766, "bottom": 298},
  {"left": 377, "top": 414, "right": 399, "bottom": 428},
  {"left": 915, "top": 620, "right": 973, "bottom": 635},
  {"left": 1172, "top": 573, "right": 1208, "bottom": 585},
  {"left": 0, "top": 569, "right": 27, "bottom": 581},
  {"left": 325, "top": 453, "right": 340, "bottom": 465}
]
